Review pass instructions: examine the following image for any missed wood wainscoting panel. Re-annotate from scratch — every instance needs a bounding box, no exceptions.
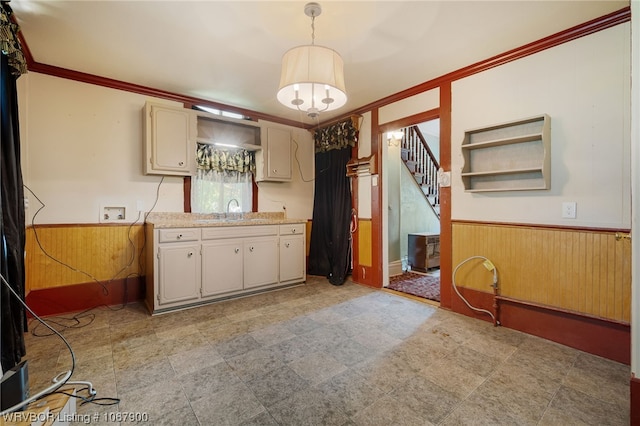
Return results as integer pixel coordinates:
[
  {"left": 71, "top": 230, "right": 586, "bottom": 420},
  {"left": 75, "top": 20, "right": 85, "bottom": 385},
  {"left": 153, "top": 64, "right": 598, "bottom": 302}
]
[
  {"left": 358, "top": 219, "right": 372, "bottom": 267},
  {"left": 25, "top": 224, "right": 145, "bottom": 292},
  {"left": 452, "top": 221, "right": 631, "bottom": 323}
]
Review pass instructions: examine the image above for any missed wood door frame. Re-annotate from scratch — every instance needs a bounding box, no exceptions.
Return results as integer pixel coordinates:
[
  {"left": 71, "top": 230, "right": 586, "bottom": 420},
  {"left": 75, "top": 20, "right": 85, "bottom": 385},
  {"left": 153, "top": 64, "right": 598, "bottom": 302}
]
[{"left": 374, "top": 86, "right": 452, "bottom": 309}]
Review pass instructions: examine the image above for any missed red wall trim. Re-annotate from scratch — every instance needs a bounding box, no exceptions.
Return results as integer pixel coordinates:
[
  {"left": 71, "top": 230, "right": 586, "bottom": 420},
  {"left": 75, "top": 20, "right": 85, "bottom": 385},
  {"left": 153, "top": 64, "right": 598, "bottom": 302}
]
[
  {"left": 334, "top": 7, "right": 630, "bottom": 125},
  {"left": 183, "top": 176, "right": 192, "bottom": 213},
  {"left": 24, "top": 61, "right": 306, "bottom": 130},
  {"left": 378, "top": 109, "right": 440, "bottom": 131},
  {"left": 439, "top": 81, "right": 452, "bottom": 310},
  {"left": 18, "top": 7, "right": 629, "bottom": 131},
  {"left": 499, "top": 299, "right": 630, "bottom": 365},
  {"left": 632, "top": 375, "right": 640, "bottom": 426},
  {"left": 27, "top": 223, "right": 140, "bottom": 230},
  {"left": 25, "top": 277, "right": 145, "bottom": 317},
  {"left": 370, "top": 108, "right": 383, "bottom": 287},
  {"left": 16, "top": 6, "right": 629, "bottom": 130},
  {"left": 452, "top": 219, "right": 631, "bottom": 234},
  {"left": 450, "top": 286, "right": 630, "bottom": 364}
]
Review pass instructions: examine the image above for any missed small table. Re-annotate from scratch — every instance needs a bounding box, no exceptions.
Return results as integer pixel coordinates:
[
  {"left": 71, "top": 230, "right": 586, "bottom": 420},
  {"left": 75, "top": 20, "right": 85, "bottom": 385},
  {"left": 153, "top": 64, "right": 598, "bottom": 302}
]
[{"left": 408, "top": 232, "right": 440, "bottom": 272}]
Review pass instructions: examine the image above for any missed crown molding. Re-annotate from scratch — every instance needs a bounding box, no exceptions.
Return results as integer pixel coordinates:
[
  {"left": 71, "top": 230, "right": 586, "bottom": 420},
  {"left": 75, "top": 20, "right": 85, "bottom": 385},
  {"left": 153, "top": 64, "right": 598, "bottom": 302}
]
[
  {"left": 339, "top": 6, "right": 631, "bottom": 122},
  {"left": 15, "top": 6, "right": 630, "bottom": 129}
]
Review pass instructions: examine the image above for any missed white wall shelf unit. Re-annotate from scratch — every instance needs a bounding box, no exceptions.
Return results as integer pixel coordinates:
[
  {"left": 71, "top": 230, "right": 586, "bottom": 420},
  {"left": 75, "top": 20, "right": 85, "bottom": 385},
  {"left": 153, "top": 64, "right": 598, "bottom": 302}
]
[{"left": 461, "top": 114, "right": 551, "bottom": 192}]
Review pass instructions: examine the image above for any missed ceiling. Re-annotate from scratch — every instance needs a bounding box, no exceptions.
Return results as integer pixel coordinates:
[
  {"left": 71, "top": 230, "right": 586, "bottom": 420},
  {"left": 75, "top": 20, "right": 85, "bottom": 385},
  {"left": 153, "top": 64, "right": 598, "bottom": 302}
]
[{"left": 9, "top": 0, "right": 629, "bottom": 126}]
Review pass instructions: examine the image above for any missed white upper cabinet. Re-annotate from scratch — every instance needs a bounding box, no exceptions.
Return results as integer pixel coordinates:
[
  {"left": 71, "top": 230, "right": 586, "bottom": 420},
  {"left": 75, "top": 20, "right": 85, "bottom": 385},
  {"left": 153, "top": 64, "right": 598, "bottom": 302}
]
[
  {"left": 256, "top": 125, "right": 292, "bottom": 182},
  {"left": 143, "top": 102, "right": 197, "bottom": 176}
]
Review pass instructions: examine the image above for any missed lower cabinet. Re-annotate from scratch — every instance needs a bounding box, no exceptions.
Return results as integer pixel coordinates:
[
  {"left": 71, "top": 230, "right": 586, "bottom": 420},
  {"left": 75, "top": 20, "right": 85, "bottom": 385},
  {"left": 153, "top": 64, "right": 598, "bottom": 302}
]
[
  {"left": 244, "top": 236, "right": 279, "bottom": 289},
  {"left": 146, "top": 223, "right": 305, "bottom": 314},
  {"left": 201, "top": 239, "right": 244, "bottom": 297},
  {"left": 157, "top": 243, "right": 200, "bottom": 305},
  {"left": 279, "top": 224, "right": 305, "bottom": 283}
]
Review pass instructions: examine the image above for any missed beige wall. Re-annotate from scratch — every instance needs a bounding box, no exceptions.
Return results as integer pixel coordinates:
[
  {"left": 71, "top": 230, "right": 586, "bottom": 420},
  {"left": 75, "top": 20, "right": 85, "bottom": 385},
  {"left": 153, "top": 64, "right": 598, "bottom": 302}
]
[
  {"left": 17, "top": 73, "right": 314, "bottom": 225},
  {"left": 451, "top": 23, "right": 631, "bottom": 229},
  {"left": 17, "top": 73, "right": 315, "bottom": 292},
  {"left": 256, "top": 120, "right": 314, "bottom": 220}
]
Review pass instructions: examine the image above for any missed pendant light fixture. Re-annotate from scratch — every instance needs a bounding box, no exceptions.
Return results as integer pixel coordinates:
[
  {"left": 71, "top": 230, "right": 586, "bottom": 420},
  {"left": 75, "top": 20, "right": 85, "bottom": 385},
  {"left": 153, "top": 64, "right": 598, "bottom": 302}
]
[{"left": 277, "top": 2, "right": 347, "bottom": 119}]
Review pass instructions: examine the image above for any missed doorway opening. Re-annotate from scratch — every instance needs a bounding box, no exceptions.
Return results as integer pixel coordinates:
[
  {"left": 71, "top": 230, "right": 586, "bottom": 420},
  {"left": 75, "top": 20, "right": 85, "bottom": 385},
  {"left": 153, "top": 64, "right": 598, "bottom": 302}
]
[{"left": 385, "top": 118, "right": 441, "bottom": 303}]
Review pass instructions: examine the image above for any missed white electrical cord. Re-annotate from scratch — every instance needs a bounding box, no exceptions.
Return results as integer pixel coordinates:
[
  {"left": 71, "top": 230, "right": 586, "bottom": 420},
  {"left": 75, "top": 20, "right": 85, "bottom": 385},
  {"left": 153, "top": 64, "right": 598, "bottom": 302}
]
[
  {"left": 0, "top": 272, "right": 76, "bottom": 415},
  {"left": 452, "top": 255, "right": 500, "bottom": 325}
]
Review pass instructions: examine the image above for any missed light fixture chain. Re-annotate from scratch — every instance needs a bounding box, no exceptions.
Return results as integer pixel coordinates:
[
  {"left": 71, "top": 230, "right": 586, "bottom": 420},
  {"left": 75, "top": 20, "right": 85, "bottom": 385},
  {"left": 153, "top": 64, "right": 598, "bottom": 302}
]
[{"left": 311, "top": 14, "right": 315, "bottom": 45}]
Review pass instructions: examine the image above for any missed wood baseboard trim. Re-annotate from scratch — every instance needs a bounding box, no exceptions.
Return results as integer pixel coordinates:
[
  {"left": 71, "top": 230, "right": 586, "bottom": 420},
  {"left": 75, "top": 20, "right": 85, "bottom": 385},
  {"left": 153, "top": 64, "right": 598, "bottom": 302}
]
[
  {"left": 632, "top": 375, "right": 640, "bottom": 426},
  {"left": 450, "top": 286, "right": 630, "bottom": 364},
  {"left": 25, "top": 277, "right": 145, "bottom": 317}
]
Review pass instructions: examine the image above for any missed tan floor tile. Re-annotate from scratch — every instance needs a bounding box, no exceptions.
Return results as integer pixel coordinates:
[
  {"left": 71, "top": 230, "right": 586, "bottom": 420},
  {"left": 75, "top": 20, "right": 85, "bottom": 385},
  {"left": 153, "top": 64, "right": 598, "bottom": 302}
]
[{"left": 19, "top": 278, "right": 630, "bottom": 426}]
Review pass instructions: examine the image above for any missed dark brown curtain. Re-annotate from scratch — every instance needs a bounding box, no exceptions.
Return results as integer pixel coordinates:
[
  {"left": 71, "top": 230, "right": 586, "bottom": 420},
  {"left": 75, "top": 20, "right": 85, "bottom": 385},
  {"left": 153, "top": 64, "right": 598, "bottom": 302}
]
[
  {"left": 1, "top": 1, "right": 27, "bottom": 372},
  {"left": 307, "top": 119, "right": 358, "bottom": 285}
]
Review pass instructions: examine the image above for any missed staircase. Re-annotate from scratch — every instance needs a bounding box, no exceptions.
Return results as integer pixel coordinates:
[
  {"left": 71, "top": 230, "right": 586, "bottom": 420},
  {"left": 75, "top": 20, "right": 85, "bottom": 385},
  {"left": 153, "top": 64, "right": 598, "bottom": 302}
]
[{"left": 399, "top": 126, "right": 440, "bottom": 217}]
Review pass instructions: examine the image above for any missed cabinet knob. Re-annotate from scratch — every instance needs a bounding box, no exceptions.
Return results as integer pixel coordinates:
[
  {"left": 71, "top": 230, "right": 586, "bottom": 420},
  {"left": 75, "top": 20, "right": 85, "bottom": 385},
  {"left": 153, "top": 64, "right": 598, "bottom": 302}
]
[
  {"left": 291, "top": 228, "right": 296, "bottom": 234},
  {"left": 234, "top": 248, "right": 240, "bottom": 254},
  {"left": 188, "top": 252, "right": 193, "bottom": 257},
  {"left": 178, "top": 161, "right": 184, "bottom": 166},
  {"left": 273, "top": 169, "right": 277, "bottom": 173},
  {"left": 177, "top": 234, "right": 183, "bottom": 239},
  {"left": 249, "top": 246, "right": 254, "bottom": 252},
  {"left": 285, "top": 242, "right": 290, "bottom": 248}
]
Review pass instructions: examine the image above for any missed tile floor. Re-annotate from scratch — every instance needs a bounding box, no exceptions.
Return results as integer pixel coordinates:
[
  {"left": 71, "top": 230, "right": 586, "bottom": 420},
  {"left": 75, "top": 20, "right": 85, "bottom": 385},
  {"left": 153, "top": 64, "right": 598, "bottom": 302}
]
[{"left": 24, "top": 276, "right": 629, "bottom": 425}]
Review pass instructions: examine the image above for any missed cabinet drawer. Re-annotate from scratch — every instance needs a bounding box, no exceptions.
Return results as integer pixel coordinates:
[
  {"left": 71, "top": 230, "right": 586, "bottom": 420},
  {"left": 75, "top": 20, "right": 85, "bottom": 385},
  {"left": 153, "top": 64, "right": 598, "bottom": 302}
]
[
  {"left": 279, "top": 224, "right": 304, "bottom": 236},
  {"left": 158, "top": 228, "right": 200, "bottom": 243},
  {"left": 202, "top": 225, "right": 277, "bottom": 240}
]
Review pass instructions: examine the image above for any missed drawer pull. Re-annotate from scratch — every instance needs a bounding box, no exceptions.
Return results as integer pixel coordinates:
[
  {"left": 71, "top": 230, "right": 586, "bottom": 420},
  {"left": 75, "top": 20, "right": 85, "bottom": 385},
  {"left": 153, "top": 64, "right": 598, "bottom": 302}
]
[
  {"left": 179, "top": 161, "right": 184, "bottom": 166},
  {"left": 249, "top": 246, "right": 254, "bottom": 252},
  {"left": 177, "top": 234, "right": 183, "bottom": 240},
  {"left": 234, "top": 248, "right": 240, "bottom": 254},
  {"left": 285, "top": 243, "right": 290, "bottom": 248},
  {"left": 187, "top": 252, "right": 193, "bottom": 257},
  {"left": 291, "top": 228, "right": 296, "bottom": 234}
]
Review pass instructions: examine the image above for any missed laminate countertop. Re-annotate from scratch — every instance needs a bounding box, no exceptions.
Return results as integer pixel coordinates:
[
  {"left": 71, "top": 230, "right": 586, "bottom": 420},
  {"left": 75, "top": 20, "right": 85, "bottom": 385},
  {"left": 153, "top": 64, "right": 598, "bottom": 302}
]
[{"left": 145, "top": 212, "right": 306, "bottom": 229}]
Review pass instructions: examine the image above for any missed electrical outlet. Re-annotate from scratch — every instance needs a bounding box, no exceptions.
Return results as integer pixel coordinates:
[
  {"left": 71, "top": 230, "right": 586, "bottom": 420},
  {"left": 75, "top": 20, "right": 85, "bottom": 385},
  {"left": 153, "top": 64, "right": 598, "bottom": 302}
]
[{"left": 562, "top": 202, "right": 577, "bottom": 219}]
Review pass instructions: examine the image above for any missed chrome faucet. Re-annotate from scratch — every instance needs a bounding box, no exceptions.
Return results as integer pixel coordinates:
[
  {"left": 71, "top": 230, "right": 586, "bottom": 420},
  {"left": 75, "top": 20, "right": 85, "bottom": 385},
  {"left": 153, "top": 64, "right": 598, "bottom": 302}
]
[{"left": 226, "top": 198, "right": 240, "bottom": 213}]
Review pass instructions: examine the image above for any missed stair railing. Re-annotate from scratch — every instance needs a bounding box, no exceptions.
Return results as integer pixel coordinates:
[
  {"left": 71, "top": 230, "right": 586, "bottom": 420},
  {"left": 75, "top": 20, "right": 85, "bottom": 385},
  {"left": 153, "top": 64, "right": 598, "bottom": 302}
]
[{"left": 401, "top": 126, "right": 440, "bottom": 210}]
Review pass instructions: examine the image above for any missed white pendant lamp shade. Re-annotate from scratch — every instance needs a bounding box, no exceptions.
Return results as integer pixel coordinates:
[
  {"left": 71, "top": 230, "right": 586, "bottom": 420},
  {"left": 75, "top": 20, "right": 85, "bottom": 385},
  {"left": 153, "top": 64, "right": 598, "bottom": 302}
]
[
  {"left": 277, "top": 45, "right": 347, "bottom": 118},
  {"left": 277, "top": 3, "right": 347, "bottom": 118}
]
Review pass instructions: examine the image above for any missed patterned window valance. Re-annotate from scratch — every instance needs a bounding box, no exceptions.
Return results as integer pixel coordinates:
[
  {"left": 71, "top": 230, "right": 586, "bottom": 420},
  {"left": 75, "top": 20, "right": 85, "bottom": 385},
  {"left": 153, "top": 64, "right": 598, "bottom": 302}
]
[
  {"left": 1, "top": 3, "right": 27, "bottom": 76},
  {"left": 196, "top": 144, "right": 255, "bottom": 174},
  {"left": 313, "top": 117, "right": 359, "bottom": 153}
]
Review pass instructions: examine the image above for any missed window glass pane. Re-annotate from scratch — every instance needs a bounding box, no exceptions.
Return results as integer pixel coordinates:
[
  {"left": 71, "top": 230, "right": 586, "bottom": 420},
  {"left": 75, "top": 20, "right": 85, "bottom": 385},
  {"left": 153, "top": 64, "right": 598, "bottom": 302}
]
[{"left": 191, "top": 169, "right": 252, "bottom": 213}]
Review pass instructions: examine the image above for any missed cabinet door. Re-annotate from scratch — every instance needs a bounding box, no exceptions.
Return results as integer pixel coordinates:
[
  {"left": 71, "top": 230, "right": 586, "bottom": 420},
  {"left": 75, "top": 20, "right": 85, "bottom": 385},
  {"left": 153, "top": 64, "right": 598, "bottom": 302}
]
[
  {"left": 201, "top": 239, "right": 244, "bottom": 297},
  {"left": 244, "top": 236, "right": 279, "bottom": 289},
  {"left": 144, "top": 102, "right": 196, "bottom": 176},
  {"left": 266, "top": 127, "right": 292, "bottom": 180},
  {"left": 157, "top": 244, "right": 200, "bottom": 305},
  {"left": 257, "top": 127, "right": 291, "bottom": 181},
  {"left": 279, "top": 235, "right": 305, "bottom": 283}
]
